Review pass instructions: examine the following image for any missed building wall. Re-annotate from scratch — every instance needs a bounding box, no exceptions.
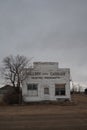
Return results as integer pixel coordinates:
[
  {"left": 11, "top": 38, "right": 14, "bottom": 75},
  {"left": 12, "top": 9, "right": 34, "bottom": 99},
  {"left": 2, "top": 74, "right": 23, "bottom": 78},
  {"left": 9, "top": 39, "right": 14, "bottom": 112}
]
[{"left": 22, "top": 62, "right": 71, "bottom": 102}]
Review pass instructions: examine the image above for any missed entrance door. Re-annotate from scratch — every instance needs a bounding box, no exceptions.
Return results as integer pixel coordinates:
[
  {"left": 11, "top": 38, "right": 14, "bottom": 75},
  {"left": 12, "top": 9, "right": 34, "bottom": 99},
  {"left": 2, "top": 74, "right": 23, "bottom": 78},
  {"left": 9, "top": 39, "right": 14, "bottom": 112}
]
[
  {"left": 44, "top": 87, "right": 49, "bottom": 95},
  {"left": 44, "top": 87, "right": 49, "bottom": 100}
]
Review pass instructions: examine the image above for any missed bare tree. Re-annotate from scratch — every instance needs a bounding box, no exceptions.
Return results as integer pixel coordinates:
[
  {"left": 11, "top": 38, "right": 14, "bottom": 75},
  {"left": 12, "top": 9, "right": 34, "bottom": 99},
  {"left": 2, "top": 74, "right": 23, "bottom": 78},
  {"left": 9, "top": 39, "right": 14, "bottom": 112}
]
[
  {"left": 0, "top": 55, "right": 33, "bottom": 104},
  {"left": 1, "top": 55, "right": 31, "bottom": 90}
]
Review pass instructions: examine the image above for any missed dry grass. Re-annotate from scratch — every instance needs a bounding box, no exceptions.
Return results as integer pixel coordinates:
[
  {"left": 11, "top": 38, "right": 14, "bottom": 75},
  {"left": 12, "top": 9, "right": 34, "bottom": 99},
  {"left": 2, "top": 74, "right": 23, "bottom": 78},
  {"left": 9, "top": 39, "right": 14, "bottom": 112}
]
[{"left": 0, "top": 94, "right": 87, "bottom": 130}]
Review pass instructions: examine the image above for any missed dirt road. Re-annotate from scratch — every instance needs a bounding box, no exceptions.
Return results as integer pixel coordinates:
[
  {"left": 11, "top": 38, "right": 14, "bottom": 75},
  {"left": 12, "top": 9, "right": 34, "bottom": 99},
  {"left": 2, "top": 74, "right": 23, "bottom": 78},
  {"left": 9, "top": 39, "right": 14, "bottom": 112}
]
[{"left": 0, "top": 94, "right": 87, "bottom": 130}]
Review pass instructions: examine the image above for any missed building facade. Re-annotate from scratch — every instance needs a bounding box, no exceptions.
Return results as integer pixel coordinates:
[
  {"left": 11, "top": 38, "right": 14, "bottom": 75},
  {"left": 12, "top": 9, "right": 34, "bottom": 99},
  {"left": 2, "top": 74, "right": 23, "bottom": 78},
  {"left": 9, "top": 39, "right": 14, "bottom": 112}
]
[{"left": 22, "top": 62, "right": 71, "bottom": 102}]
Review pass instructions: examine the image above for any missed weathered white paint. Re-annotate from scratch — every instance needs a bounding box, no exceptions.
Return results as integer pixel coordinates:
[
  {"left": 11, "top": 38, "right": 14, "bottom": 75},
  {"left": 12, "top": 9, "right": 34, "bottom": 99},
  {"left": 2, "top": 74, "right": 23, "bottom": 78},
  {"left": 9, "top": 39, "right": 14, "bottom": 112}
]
[{"left": 22, "top": 62, "right": 71, "bottom": 102}]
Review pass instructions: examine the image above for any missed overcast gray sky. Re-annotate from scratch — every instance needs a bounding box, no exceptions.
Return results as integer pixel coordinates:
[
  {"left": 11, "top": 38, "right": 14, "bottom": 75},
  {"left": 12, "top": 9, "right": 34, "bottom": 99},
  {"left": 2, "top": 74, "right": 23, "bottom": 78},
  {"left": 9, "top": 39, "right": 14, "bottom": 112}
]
[{"left": 0, "top": 0, "right": 87, "bottom": 86}]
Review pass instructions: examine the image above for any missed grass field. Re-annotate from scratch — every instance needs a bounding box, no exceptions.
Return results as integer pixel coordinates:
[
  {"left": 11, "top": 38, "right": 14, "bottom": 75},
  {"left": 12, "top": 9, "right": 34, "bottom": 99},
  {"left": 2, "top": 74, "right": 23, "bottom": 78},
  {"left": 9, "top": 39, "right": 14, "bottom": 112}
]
[{"left": 0, "top": 94, "right": 87, "bottom": 130}]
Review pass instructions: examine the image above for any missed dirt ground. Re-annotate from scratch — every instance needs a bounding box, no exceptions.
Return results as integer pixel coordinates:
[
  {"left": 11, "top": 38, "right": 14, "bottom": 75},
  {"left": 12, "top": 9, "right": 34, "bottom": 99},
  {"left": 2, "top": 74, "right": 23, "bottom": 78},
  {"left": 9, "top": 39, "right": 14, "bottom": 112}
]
[{"left": 0, "top": 94, "right": 87, "bottom": 130}]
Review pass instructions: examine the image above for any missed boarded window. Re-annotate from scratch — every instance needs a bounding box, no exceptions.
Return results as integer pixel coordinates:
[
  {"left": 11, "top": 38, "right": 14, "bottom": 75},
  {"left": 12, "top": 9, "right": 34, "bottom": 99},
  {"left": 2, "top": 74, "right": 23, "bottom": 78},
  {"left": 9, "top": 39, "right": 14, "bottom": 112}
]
[
  {"left": 55, "top": 84, "right": 65, "bottom": 96},
  {"left": 44, "top": 88, "right": 49, "bottom": 94}
]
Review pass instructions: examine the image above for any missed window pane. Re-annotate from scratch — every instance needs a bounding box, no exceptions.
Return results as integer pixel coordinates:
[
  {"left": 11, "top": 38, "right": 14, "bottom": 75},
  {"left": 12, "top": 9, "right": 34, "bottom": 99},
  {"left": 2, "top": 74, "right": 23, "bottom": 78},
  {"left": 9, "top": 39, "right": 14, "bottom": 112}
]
[
  {"left": 33, "top": 84, "right": 37, "bottom": 90},
  {"left": 27, "top": 84, "right": 32, "bottom": 90},
  {"left": 55, "top": 90, "right": 59, "bottom": 95},
  {"left": 61, "top": 89, "right": 65, "bottom": 95}
]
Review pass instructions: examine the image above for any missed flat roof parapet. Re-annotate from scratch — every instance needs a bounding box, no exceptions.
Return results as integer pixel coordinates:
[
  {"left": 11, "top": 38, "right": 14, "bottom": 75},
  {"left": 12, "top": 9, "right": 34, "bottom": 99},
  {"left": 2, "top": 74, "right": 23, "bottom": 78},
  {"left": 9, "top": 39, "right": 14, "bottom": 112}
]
[
  {"left": 34, "top": 62, "right": 58, "bottom": 65},
  {"left": 33, "top": 62, "right": 59, "bottom": 71}
]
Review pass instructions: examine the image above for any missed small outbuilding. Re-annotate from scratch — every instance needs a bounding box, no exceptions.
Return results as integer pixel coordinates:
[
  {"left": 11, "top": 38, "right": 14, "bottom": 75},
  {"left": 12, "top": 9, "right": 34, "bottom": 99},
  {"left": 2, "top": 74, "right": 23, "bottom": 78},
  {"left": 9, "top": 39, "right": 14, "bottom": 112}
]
[{"left": 0, "top": 85, "right": 14, "bottom": 102}]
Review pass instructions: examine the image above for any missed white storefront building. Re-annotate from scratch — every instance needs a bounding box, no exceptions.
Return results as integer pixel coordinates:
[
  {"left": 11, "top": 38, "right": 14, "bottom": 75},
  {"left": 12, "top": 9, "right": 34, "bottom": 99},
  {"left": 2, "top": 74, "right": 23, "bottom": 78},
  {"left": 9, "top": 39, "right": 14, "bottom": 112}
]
[{"left": 22, "top": 62, "right": 71, "bottom": 102}]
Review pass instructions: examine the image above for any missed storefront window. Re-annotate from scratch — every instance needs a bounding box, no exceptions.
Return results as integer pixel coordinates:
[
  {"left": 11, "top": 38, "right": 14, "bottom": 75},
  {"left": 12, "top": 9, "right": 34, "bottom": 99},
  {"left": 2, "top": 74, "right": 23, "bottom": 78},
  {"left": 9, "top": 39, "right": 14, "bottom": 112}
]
[{"left": 55, "top": 84, "right": 65, "bottom": 96}]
